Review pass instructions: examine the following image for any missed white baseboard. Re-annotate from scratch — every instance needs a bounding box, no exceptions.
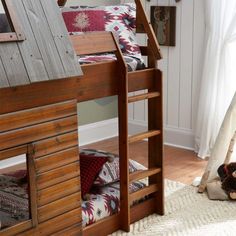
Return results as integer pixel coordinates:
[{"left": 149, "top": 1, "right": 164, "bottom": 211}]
[
  {"left": 0, "top": 155, "right": 26, "bottom": 170},
  {"left": 79, "top": 118, "right": 118, "bottom": 146},
  {"left": 129, "top": 120, "right": 195, "bottom": 150}
]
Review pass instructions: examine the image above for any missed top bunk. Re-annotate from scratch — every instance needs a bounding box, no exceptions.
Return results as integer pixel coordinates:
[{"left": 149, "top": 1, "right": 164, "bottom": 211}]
[
  {"left": 0, "top": 0, "right": 82, "bottom": 88},
  {"left": 0, "top": 0, "right": 163, "bottom": 115},
  {"left": 59, "top": 0, "right": 162, "bottom": 68}
]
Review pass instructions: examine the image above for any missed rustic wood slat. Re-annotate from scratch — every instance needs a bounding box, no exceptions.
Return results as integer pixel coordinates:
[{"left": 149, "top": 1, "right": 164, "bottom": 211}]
[
  {"left": 129, "top": 168, "right": 162, "bottom": 183},
  {"left": 148, "top": 70, "right": 164, "bottom": 215},
  {"left": 135, "top": 0, "right": 162, "bottom": 60},
  {"left": 37, "top": 162, "right": 80, "bottom": 190},
  {"left": 27, "top": 145, "right": 38, "bottom": 227},
  {"left": 128, "top": 130, "right": 161, "bottom": 143},
  {"left": 130, "top": 184, "right": 159, "bottom": 202},
  {"left": 0, "top": 100, "right": 77, "bottom": 133},
  {"left": 0, "top": 42, "right": 30, "bottom": 87},
  {"left": 38, "top": 192, "right": 81, "bottom": 223},
  {"left": 128, "top": 92, "right": 160, "bottom": 103},
  {"left": 0, "top": 115, "right": 77, "bottom": 150},
  {"left": 0, "top": 78, "right": 78, "bottom": 115},
  {"left": 0, "top": 145, "right": 27, "bottom": 162},
  {"left": 0, "top": 220, "right": 32, "bottom": 236},
  {"left": 35, "top": 147, "right": 79, "bottom": 174},
  {"left": 31, "top": 131, "right": 78, "bottom": 158},
  {"left": 0, "top": 59, "right": 9, "bottom": 88},
  {"left": 12, "top": 0, "right": 49, "bottom": 83},
  {"left": 51, "top": 223, "right": 82, "bottom": 236},
  {"left": 83, "top": 214, "right": 120, "bottom": 236},
  {"left": 128, "top": 69, "right": 156, "bottom": 92},
  {"left": 71, "top": 32, "right": 117, "bottom": 56},
  {"left": 18, "top": 208, "right": 82, "bottom": 236},
  {"left": 115, "top": 29, "right": 130, "bottom": 231},
  {"left": 37, "top": 177, "right": 80, "bottom": 206},
  {"left": 40, "top": 0, "right": 82, "bottom": 77},
  {"left": 22, "top": 0, "right": 65, "bottom": 79},
  {"left": 0, "top": 67, "right": 160, "bottom": 115}
]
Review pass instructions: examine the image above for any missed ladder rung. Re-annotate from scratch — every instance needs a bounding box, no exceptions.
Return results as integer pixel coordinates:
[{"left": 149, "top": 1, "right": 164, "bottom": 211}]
[
  {"left": 130, "top": 184, "right": 159, "bottom": 202},
  {"left": 128, "top": 92, "right": 160, "bottom": 103},
  {"left": 129, "top": 168, "right": 161, "bottom": 183},
  {"left": 129, "top": 130, "right": 161, "bottom": 143}
]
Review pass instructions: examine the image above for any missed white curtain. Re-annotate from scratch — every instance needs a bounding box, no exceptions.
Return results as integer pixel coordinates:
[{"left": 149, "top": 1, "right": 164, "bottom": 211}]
[{"left": 195, "top": 0, "right": 236, "bottom": 159}]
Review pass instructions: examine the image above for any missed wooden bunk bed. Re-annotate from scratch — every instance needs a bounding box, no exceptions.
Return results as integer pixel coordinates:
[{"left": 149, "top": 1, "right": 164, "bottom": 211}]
[{"left": 0, "top": 0, "right": 164, "bottom": 235}]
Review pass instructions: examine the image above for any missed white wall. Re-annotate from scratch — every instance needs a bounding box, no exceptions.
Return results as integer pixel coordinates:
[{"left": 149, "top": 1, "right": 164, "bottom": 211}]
[
  {"left": 129, "top": 0, "right": 205, "bottom": 150},
  {"left": 0, "top": 2, "right": 5, "bottom": 13}
]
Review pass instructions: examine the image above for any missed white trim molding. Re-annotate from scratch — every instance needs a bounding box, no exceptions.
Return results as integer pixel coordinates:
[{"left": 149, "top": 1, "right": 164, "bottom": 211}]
[{"left": 79, "top": 118, "right": 118, "bottom": 146}]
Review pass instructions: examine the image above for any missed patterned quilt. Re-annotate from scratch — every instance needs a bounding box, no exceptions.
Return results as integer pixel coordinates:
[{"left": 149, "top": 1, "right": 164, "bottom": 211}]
[
  {"left": 0, "top": 172, "right": 29, "bottom": 230},
  {"left": 82, "top": 180, "right": 147, "bottom": 227},
  {"left": 78, "top": 53, "right": 145, "bottom": 72},
  {"left": 0, "top": 173, "right": 146, "bottom": 229}
]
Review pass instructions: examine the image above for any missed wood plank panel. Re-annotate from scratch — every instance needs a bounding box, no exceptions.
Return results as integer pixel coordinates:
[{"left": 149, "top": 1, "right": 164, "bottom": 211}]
[
  {"left": 0, "top": 115, "right": 77, "bottom": 150},
  {"left": 0, "top": 66, "right": 156, "bottom": 115},
  {"left": 192, "top": 0, "right": 205, "bottom": 130},
  {"left": 0, "top": 220, "right": 32, "bottom": 236},
  {"left": 83, "top": 214, "right": 120, "bottom": 236},
  {"left": 52, "top": 224, "right": 82, "bottom": 236},
  {"left": 38, "top": 192, "right": 81, "bottom": 223},
  {"left": 0, "top": 59, "right": 9, "bottom": 88},
  {"left": 128, "top": 69, "right": 155, "bottom": 92},
  {"left": 18, "top": 208, "right": 82, "bottom": 236},
  {"left": 37, "top": 162, "right": 80, "bottom": 190},
  {"left": 0, "top": 100, "right": 77, "bottom": 133},
  {"left": 22, "top": 0, "right": 65, "bottom": 79},
  {"left": 0, "top": 78, "right": 78, "bottom": 115},
  {"left": 32, "top": 131, "right": 78, "bottom": 158},
  {"left": 179, "top": 0, "right": 194, "bottom": 129},
  {"left": 167, "top": 0, "right": 181, "bottom": 127},
  {"left": 130, "top": 184, "right": 159, "bottom": 202},
  {"left": 35, "top": 147, "right": 79, "bottom": 173},
  {"left": 12, "top": 0, "right": 49, "bottom": 83},
  {"left": 0, "top": 145, "right": 27, "bottom": 162},
  {"left": 38, "top": 177, "right": 80, "bottom": 206},
  {"left": 0, "top": 43, "right": 30, "bottom": 87},
  {"left": 40, "top": 0, "right": 82, "bottom": 77},
  {"left": 71, "top": 32, "right": 117, "bottom": 56}
]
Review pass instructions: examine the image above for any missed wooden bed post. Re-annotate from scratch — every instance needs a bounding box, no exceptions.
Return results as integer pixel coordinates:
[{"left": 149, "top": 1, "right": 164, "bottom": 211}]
[{"left": 113, "top": 34, "right": 130, "bottom": 232}]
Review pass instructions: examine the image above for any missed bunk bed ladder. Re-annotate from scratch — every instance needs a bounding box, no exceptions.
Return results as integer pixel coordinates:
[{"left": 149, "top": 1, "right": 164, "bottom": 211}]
[
  {"left": 117, "top": 57, "right": 164, "bottom": 233},
  {"left": 128, "top": 68, "right": 164, "bottom": 215}
]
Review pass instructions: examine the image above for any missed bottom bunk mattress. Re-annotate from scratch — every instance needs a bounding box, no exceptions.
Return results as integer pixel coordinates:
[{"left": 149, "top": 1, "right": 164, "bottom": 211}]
[
  {"left": 82, "top": 180, "right": 146, "bottom": 227},
  {"left": 79, "top": 53, "right": 145, "bottom": 72},
  {"left": 0, "top": 149, "right": 148, "bottom": 230},
  {"left": 0, "top": 171, "right": 29, "bottom": 230}
]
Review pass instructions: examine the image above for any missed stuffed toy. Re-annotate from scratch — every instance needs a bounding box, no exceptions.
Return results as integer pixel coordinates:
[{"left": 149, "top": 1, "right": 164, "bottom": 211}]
[{"left": 217, "top": 162, "right": 236, "bottom": 200}]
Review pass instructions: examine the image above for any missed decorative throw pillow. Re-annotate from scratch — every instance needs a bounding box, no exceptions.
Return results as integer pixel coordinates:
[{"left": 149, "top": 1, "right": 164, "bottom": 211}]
[
  {"left": 80, "top": 153, "right": 107, "bottom": 198},
  {"left": 94, "top": 157, "right": 147, "bottom": 186},
  {"left": 61, "top": 3, "right": 141, "bottom": 56},
  {"left": 79, "top": 148, "right": 147, "bottom": 186}
]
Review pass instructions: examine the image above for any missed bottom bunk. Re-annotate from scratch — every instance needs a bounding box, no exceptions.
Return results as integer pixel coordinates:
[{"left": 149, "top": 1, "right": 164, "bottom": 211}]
[{"left": 0, "top": 149, "right": 155, "bottom": 234}]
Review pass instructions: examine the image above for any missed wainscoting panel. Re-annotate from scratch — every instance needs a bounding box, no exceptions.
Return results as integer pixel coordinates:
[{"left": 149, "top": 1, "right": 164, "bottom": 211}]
[{"left": 129, "top": 0, "right": 205, "bottom": 149}]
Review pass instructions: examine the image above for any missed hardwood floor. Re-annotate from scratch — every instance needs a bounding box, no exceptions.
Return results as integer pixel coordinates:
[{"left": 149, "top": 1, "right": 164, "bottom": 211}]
[
  {"left": 83, "top": 137, "right": 207, "bottom": 185},
  {"left": 0, "top": 138, "right": 207, "bottom": 185}
]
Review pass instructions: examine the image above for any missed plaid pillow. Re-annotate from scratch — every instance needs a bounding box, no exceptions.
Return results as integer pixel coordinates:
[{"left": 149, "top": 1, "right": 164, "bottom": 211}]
[
  {"left": 80, "top": 149, "right": 147, "bottom": 186},
  {"left": 61, "top": 3, "right": 141, "bottom": 56},
  {"left": 80, "top": 154, "right": 107, "bottom": 198}
]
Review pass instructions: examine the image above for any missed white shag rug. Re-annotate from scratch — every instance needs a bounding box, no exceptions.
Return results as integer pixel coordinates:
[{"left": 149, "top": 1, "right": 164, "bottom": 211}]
[{"left": 112, "top": 179, "right": 236, "bottom": 236}]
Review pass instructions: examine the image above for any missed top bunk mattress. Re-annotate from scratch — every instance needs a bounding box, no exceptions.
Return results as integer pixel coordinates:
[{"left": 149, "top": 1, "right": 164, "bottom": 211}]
[{"left": 78, "top": 53, "right": 145, "bottom": 72}]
